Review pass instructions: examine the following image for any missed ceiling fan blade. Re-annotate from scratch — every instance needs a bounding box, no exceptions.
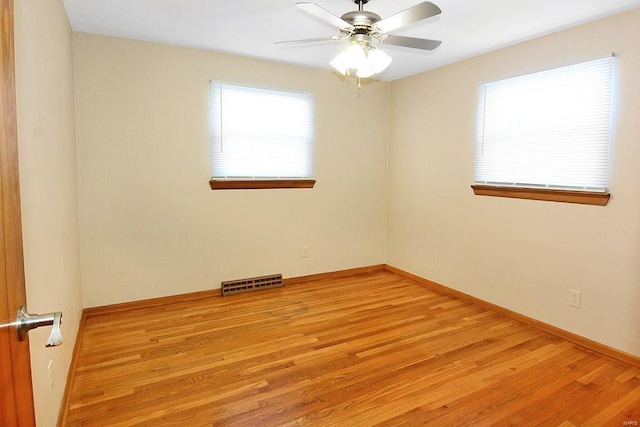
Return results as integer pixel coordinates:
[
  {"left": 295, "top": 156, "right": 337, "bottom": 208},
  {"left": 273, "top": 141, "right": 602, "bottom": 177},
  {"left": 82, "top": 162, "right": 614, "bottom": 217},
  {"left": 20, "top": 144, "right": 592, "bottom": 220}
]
[
  {"left": 374, "top": 2, "right": 441, "bottom": 34},
  {"left": 275, "top": 36, "right": 344, "bottom": 45},
  {"left": 295, "top": 2, "right": 355, "bottom": 31},
  {"left": 381, "top": 35, "right": 442, "bottom": 51}
]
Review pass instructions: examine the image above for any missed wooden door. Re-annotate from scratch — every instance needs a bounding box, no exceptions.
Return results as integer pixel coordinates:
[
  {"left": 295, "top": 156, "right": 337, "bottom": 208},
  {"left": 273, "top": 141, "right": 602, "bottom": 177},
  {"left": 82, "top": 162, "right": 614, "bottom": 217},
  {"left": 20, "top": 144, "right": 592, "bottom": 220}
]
[{"left": 0, "top": 0, "right": 37, "bottom": 425}]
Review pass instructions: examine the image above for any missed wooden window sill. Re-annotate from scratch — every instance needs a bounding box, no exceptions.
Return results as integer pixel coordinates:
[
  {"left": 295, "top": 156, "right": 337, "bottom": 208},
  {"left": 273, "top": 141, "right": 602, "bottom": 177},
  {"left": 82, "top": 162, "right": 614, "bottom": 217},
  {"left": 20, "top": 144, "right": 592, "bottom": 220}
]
[
  {"left": 210, "top": 179, "right": 316, "bottom": 190},
  {"left": 471, "top": 185, "right": 610, "bottom": 206}
]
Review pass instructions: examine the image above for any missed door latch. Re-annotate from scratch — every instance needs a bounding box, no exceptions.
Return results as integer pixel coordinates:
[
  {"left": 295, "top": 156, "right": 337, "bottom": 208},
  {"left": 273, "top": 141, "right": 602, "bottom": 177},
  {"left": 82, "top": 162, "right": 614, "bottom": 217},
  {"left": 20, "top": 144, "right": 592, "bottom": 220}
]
[{"left": 16, "top": 306, "right": 63, "bottom": 347}]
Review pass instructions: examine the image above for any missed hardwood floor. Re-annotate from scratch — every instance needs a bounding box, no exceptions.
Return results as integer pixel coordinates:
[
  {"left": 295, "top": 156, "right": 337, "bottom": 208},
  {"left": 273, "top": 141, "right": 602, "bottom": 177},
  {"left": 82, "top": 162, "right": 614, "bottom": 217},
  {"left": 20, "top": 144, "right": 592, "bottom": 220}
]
[{"left": 64, "top": 271, "right": 640, "bottom": 426}]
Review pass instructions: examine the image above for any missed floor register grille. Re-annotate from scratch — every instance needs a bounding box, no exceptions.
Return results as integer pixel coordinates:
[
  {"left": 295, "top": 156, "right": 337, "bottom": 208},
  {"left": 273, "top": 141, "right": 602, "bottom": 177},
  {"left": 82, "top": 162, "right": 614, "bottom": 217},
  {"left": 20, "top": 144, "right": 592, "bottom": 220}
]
[{"left": 221, "top": 274, "right": 283, "bottom": 296}]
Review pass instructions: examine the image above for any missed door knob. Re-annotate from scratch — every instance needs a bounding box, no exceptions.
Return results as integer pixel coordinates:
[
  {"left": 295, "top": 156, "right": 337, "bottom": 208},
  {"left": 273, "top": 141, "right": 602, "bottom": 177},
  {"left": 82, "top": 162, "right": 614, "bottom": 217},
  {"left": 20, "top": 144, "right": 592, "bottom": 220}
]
[{"left": 16, "top": 306, "right": 63, "bottom": 347}]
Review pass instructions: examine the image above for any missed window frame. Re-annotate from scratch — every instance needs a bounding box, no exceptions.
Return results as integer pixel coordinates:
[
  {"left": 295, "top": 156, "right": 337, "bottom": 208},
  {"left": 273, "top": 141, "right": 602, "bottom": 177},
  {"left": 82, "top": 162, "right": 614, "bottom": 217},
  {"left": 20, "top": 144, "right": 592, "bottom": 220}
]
[
  {"left": 209, "top": 179, "right": 316, "bottom": 190},
  {"left": 472, "top": 56, "right": 615, "bottom": 206},
  {"left": 470, "top": 185, "right": 610, "bottom": 206},
  {"left": 209, "top": 81, "right": 316, "bottom": 190}
]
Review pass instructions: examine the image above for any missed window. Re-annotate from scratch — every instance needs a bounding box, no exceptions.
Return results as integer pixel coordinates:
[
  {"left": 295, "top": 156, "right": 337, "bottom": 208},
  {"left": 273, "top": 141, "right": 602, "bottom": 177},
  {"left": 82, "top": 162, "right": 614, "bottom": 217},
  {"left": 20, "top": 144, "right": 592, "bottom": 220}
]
[
  {"left": 209, "top": 82, "right": 315, "bottom": 190},
  {"left": 472, "top": 56, "right": 615, "bottom": 205}
]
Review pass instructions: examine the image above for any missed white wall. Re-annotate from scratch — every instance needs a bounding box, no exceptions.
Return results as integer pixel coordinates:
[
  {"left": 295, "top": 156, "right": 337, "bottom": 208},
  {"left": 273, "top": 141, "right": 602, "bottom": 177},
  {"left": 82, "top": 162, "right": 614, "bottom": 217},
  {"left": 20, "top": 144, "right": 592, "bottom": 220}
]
[
  {"left": 14, "top": 0, "right": 83, "bottom": 425},
  {"left": 387, "top": 7, "right": 640, "bottom": 357},
  {"left": 73, "top": 33, "right": 390, "bottom": 307}
]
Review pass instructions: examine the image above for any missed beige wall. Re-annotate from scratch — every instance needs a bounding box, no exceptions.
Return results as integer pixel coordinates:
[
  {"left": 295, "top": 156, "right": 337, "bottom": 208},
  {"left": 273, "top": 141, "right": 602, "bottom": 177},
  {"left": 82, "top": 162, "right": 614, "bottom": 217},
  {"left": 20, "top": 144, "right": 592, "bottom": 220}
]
[
  {"left": 387, "top": 8, "right": 640, "bottom": 357},
  {"left": 73, "top": 33, "right": 390, "bottom": 307},
  {"left": 14, "top": 0, "right": 83, "bottom": 425}
]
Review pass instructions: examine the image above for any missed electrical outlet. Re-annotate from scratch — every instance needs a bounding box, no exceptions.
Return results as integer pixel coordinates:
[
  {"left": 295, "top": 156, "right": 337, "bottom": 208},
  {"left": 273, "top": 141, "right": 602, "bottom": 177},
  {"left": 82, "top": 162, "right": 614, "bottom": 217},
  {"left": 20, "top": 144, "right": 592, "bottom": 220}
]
[
  {"left": 302, "top": 246, "right": 309, "bottom": 258},
  {"left": 48, "top": 360, "right": 53, "bottom": 395},
  {"left": 569, "top": 289, "right": 582, "bottom": 309}
]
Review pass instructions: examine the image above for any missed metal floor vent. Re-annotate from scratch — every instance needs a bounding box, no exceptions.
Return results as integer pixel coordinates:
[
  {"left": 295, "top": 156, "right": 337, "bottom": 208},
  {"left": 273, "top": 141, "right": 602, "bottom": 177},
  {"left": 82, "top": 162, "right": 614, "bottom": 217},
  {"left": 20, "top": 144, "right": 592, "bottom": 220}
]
[{"left": 221, "top": 274, "right": 283, "bottom": 296}]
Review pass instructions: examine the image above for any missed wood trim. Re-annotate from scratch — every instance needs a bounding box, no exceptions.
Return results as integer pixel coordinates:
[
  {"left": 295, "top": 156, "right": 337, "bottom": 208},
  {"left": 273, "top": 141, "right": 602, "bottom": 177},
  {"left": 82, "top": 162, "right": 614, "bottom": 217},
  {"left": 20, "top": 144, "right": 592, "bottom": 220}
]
[
  {"left": 83, "top": 289, "right": 220, "bottom": 317},
  {"left": 384, "top": 264, "right": 640, "bottom": 368},
  {"left": 56, "top": 311, "right": 88, "bottom": 427},
  {"left": 283, "top": 264, "right": 386, "bottom": 286},
  {"left": 83, "top": 265, "right": 387, "bottom": 317},
  {"left": 471, "top": 185, "right": 610, "bottom": 206},
  {"left": 210, "top": 179, "right": 316, "bottom": 190}
]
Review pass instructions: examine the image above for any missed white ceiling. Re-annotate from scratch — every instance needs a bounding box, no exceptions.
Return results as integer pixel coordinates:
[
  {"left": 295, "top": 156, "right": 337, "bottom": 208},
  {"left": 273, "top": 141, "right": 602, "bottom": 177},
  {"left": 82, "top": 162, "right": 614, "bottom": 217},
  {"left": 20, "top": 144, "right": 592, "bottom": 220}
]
[{"left": 62, "top": 0, "right": 640, "bottom": 81}]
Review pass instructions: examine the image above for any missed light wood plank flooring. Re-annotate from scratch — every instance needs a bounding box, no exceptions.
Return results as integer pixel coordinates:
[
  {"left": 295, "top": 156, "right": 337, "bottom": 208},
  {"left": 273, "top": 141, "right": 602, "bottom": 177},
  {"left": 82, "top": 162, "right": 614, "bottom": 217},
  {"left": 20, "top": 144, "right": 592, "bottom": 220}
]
[{"left": 65, "top": 271, "right": 640, "bottom": 426}]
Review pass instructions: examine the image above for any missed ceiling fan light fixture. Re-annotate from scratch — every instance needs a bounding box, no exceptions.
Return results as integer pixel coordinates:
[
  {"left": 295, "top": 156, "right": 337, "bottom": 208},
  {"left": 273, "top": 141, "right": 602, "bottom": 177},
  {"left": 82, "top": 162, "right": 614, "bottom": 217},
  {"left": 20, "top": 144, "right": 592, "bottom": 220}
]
[
  {"left": 344, "top": 42, "right": 367, "bottom": 68},
  {"left": 330, "top": 42, "right": 367, "bottom": 76},
  {"left": 331, "top": 39, "right": 390, "bottom": 78},
  {"left": 330, "top": 51, "right": 350, "bottom": 75},
  {"left": 368, "top": 47, "right": 392, "bottom": 73},
  {"left": 356, "top": 59, "right": 375, "bottom": 78}
]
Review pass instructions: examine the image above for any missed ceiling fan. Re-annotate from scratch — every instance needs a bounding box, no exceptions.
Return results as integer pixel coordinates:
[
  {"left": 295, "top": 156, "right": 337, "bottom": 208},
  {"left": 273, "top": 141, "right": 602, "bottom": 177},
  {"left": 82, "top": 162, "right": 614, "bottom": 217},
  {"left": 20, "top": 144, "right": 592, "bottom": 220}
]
[{"left": 278, "top": 0, "right": 442, "bottom": 78}]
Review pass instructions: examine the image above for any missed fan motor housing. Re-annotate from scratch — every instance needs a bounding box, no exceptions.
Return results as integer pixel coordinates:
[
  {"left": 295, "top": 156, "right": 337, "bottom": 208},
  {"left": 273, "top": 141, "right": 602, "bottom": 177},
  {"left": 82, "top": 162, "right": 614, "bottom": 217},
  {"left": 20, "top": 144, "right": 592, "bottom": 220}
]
[{"left": 341, "top": 10, "right": 381, "bottom": 32}]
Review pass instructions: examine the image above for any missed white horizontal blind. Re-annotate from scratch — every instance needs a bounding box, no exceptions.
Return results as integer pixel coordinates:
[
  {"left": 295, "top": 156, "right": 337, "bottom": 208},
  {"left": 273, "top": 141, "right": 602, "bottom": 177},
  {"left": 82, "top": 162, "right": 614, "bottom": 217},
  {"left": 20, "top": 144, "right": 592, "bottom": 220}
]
[
  {"left": 210, "top": 82, "right": 314, "bottom": 178},
  {"left": 475, "top": 56, "right": 614, "bottom": 191}
]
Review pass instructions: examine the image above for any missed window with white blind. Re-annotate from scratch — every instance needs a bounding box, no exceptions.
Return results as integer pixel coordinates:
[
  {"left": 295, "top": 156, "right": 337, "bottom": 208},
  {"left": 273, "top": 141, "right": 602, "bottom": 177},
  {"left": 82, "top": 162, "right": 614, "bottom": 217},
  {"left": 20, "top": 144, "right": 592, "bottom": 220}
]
[
  {"left": 473, "top": 56, "right": 615, "bottom": 205},
  {"left": 209, "top": 82, "right": 315, "bottom": 189}
]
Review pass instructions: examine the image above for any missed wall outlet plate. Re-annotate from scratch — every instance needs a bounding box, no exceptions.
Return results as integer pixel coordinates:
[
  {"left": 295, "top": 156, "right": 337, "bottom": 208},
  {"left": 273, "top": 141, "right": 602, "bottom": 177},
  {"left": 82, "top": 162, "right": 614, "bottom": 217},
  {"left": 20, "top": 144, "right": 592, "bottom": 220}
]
[{"left": 569, "top": 289, "right": 582, "bottom": 308}]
